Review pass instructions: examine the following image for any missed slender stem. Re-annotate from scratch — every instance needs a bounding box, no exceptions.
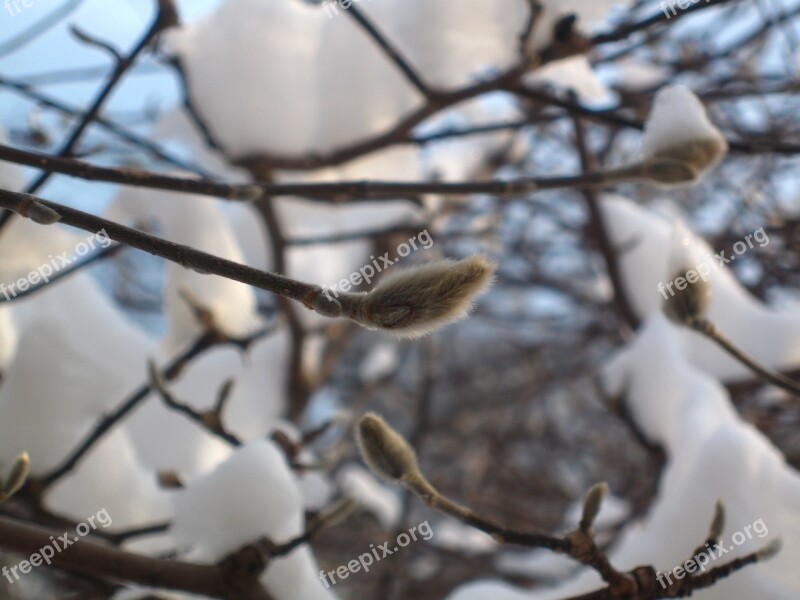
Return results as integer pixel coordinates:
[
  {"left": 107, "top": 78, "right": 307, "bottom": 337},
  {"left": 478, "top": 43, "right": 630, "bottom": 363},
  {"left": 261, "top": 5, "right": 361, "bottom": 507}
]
[
  {"left": 0, "top": 515, "right": 229, "bottom": 597},
  {"left": 691, "top": 318, "right": 800, "bottom": 397},
  {"left": 0, "top": 75, "right": 210, "bottom": 175},
  {"left": 344, "top": 3, "right": 432, "bottom": 98},
  {"left": 405, "top": 474, "right": 568, "bottom": 552},
  {"left": 0, "top": 189, "right": 320, "bottom": 306},
  {"left": 0, "top": 143, "right": 648, "bottom": 202},
  {"left": 426, "top": 490, "right": 569, "bottom": 551},
  {"left": 24, "top": 0, "right": 177, "bottom": 195},
  {"left": 149, "top": 361, "right": 242, "bottom": 447}
]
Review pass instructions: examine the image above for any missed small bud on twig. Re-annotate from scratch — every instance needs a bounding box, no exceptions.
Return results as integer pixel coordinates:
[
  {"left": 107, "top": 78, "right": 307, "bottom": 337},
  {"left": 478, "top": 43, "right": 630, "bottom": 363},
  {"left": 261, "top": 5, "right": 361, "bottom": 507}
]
[
  {"left": 708, "top": 500, "right": 725, "bottom": 541},
  {"left": 662, "top": 266, "right": 711, "bottom": 325},
  {"left": 640, "top": 85, "right": 728, "bottom": 187},
  {"left": 27, "top": 201, "right": 62, "bottom": 225},
  {"left": 340, "top": 255, "right": 495, "bottom": 338},
  {"left": 642, "top": 138, "right": 728, "bottom": 187},
  {"left": 756, "top": 539, "right": 782, "bottom": 561},
  {"left": 356, "top": 413, "right": 420, "bottom": 483},
  {"left": 579, "top": 482, "right": 608, "bottom": 532},
  {"left": 1, "top": 452, "right": 30, "bottom": 502}
]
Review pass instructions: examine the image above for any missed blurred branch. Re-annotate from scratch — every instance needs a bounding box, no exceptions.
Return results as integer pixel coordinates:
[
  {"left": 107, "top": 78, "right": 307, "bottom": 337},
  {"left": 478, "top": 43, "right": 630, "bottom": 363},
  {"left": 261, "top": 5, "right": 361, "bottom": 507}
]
[
  {"left": 590, "top": 0, "right": 742, "bottom": 44},
  {"left": 36, "top": 322, "right": 273, "bottom": 491},
  {"left": 345, "top": 3, "right": 432, "bottom": 98},
  {"left": 0, "top": 243, "right": 122, "bottom": 304},
  {"left": 569, "top": 92, "right": 639, "bottom": 333},
  {"left": 0, "top": 75, "right": 210, "bottom": 174},
  {"left": 0, "top": 514, "right": 274, "bottom": 599},
  {"left": 0, "top": 0, "right": 86, "bottom": 59},
  {"left": 0, "top": 0, "right": 179, "bottom": 231},
  {"left": 148, "top": 360, "right": 243, "bottom": 447}
]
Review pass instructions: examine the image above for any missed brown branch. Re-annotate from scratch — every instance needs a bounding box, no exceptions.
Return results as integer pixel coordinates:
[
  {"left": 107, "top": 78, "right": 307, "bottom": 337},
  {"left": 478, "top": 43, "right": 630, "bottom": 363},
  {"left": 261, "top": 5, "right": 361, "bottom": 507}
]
[
  {"left": 0, "top": 142, "right": 652, "bottom": 202},
  {"left": 0, "top": 75, "right": 210, "bottom": 175},
  {"left": 345, "top": 3, "right": 432, "bottom": 98},
  {"left": 36, "top": 324, "right": 271, "bottom": 490},
  {"left": 0, "top": 514, "right": 271, "bottom": 599},
  {"left": 0, "top": 189, "right": 321, "bottom": 306},
  {"left": 0, "top": 0, "right": 178, "bottom": 230},
  {"left": 148, "top": 360, "right": 242, "bottom": 447},
  {"left": 253, "top": 195, "right": 311, "bottom": 423},
  {"left": 589, "top": 0, "right": 743, "bottom": 45},
  {"left": 569, "top": 92, "right": 639, "bottom": 332}
]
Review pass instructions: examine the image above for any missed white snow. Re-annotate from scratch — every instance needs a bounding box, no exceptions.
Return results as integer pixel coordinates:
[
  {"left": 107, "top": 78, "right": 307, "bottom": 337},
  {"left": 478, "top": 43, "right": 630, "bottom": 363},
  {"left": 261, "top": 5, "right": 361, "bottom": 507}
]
[
  {"left": 171, "top": 439, "right": 336, "bottom": 599},
  {"left": 641, "top": 85, "right": 727, "bottom": 167},
  {"left": 106, "top": 187, "right": 264, "bottom": 353},
  {"left": 337, "top": 464, "right": 403, "bottom": 528},
  {"left": 167, "top": 0, "right": 627, "bottom": 158},
  {"left": 601, "top": 195, "right": 800, "bottom": 380}
]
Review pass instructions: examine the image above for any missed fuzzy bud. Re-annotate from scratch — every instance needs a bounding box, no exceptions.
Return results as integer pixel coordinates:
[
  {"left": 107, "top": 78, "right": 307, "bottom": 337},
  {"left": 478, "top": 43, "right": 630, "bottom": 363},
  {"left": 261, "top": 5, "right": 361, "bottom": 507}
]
[
  {"left": 663, "top": 265, "right": 711, "bottom": 325},
  {"left": 579, "top": 482, "right": 608, "bottom": 531},
  {"left": 641, "top": 85, "right": 728, "bottom": 187},
  {"left": 1, "top": 452, "right": 30, "bottom": 501},
  {"left": 356, "top": 413, "right": 419, "bottom": 483},
  {"left": 27, "top": 202, "right": 62, "bottom": 225},
  {"left": 708, "top": 500, "right": 725, "bottom": 541},
  {"left": 340, "top": 255, "right": 495, "bottom": 338},
  {"left": 643, "top": 137, "right": 728, "bottom": 187}
]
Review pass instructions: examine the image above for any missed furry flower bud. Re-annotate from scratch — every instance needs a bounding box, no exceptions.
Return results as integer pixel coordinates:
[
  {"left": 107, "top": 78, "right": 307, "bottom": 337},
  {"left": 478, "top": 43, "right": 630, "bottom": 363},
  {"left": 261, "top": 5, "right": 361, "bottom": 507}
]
[
  {"left": 356, "top": 413, "right": 419, "bottom": 483},
  {"left": 662, "top": 265, "right": 711, "bottom": 324},
  {"left": 641, "top": 85, "right": 728, "bottom": 187},
  {"left": 340, "top": 255, "right": 495, "bottom": 338}
]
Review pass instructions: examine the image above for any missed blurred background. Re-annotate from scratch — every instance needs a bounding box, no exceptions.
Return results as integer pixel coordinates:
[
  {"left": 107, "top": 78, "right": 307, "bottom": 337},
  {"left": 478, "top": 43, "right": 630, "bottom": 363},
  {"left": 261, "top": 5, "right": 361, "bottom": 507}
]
[{"left": 0, "top": 1, "right": 799, "bottom": 599}]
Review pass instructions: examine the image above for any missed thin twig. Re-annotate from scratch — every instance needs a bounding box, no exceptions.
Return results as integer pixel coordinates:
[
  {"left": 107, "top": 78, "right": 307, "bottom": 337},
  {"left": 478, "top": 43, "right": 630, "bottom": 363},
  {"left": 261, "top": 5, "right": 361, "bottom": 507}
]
[
  {"left": 148, "top": 360, "right": 242, "bottom": 447},
  {"left": 38, "top": 324, "right": 271, "bottom": 489},
  {"left": 344, "top": 3, "right": 432, "bottom": 98},
  {"left": 690, "top": 318, "right": 800, "bottom": 397}
]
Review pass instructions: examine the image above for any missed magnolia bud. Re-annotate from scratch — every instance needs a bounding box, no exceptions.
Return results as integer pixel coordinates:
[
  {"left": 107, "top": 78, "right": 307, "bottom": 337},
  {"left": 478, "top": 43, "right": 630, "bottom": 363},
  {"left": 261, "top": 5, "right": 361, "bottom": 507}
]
[
  {"left": 27, "top": 202, "right": 62, "bottom": 225},
  {"left": 643, "top": 138, "right": 728, "bottom": 187},
  {"left": 340, "top": 255, "right": 495, "bottom": 338},
  {"left": 663, "top": 266, "right": 711, "bottom": 325},
  {"left": 641, "top": 85, "right": 728, "bottom": 187},
  {"left": 579, "top": 482, "right": 608, "bottom": 531},
  {"left": 356, "top": 413, "right": 419, "bottom": 483},
  {"left": 1, "top": 452, "right": 30, "bottom": 500}
]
